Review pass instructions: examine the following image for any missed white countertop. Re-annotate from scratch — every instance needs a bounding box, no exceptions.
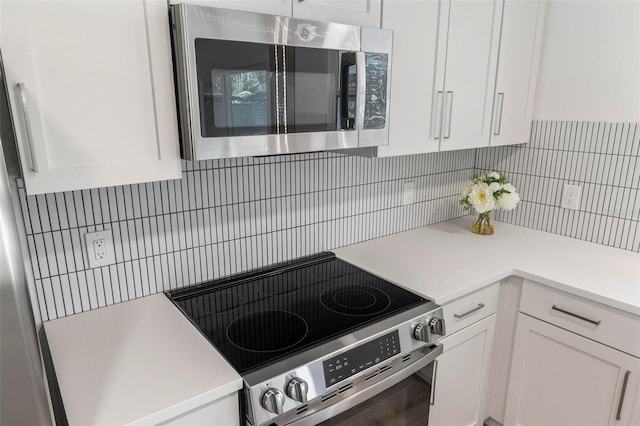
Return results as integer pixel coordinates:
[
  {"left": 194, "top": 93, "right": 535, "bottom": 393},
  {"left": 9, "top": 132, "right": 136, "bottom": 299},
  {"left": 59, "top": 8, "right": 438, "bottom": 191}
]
[
  {"left": 334, "top": 217, "right": 640, "bottom": 315},
  {"left": 44, "top": 218, "right": 640, "bottom": 425},
  {"left": 43, "top": 293, "right": 242, "bottom": 426}
]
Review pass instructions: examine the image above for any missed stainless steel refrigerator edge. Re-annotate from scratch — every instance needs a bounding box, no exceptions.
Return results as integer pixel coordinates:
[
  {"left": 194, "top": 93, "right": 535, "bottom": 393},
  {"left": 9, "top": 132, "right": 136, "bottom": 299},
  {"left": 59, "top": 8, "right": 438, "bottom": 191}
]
[{"left": 0, "top": 56, "right": 52, "bottom": 425}]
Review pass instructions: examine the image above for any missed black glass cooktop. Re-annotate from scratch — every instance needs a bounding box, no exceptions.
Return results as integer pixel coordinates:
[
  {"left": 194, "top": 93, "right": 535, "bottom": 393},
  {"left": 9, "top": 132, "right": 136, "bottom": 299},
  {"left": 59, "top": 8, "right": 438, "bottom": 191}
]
[{"left": 168, "top": 253, "right": 427, "bottom": 374}]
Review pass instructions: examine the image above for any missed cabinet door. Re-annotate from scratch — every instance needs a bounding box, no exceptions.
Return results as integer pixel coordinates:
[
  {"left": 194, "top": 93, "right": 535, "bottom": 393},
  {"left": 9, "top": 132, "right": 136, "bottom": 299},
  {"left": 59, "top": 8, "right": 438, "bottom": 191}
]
[
  {"left": 439, "top": 0, "right": 502, "bottom": 151},
  {"left": 167, "top": 0, "right": 291, "bottom": 16},
  {"left": 489, "top": 0, "right": 546, "bottom": 146},
  {"left": 429, "top": 315, "right": 496, "bottom": 426},
  {"left": 292, "top": 0, "right": 381, "bottom": 28},
  {"left": 1, "top": 1, "right": 181, "bottom": 195},
  {"left": 376, "top": 0, "right": 442, "bottom": 157},
  {"left": 159, "top": 393, "right": 239, "bottom": 425},
  {"left": 505, "top": 314, "right": 640, "bottom": 426}
]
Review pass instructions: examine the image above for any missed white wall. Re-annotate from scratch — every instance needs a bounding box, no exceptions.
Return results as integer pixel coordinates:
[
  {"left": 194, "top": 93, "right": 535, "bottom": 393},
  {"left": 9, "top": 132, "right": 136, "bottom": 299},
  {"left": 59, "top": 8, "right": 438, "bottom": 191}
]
[{"left": 533, "top": 0, "right": 640, "bottom": 121}]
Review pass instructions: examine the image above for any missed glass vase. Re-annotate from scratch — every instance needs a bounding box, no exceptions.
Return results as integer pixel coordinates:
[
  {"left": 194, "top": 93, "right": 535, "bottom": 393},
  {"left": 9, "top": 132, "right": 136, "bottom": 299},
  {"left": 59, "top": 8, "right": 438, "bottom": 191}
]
[{"left": 471, "top": 211, "right": 494, "bottom": 235}]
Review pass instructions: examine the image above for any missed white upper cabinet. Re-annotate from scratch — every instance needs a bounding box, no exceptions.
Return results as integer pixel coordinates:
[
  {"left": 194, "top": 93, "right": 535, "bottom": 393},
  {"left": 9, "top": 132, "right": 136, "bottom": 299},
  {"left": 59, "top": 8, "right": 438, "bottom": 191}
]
[
  {"left": 167, "top": 0, "right": 292, "bottom": 16},
  {"left": 293, "top": 0, "right": 381, "bottom": 28},
  {"left": 490, "top": 0, "right": 546, "bottom": 146},
  {"left": 1, "top": 1, "right": 181, "bottom": 195},
  {"left": 378, "top": 0, "right": 546, "bottom": 157},
  {"left": 376, "top": 0, "right": 502, "bottom": 157},
  {"left": 376, "top": 0, "right": 441, "bottom": 156},
  {"left": 436, "top": 0, "right": 502, "bottom": 151},
  {"left": 170, "top": 0, "right": 382, "bottom": 27}
]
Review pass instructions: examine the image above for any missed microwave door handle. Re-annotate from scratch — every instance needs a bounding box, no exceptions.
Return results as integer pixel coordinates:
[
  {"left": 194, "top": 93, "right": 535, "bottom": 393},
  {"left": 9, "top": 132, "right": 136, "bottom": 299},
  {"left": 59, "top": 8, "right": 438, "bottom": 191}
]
[
  {"left": 340, "top": 52, "right": 356, "bottom": 130},
  {"left": 355, "top": 51, "right": 366, "bottom": 131}
]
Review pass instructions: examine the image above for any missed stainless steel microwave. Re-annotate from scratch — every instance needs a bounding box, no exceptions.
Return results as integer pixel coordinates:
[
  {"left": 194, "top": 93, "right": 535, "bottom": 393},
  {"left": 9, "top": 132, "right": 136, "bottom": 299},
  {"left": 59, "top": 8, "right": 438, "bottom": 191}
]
[{"left": 169, "top": 4, "right": 392, "bottom": 160}]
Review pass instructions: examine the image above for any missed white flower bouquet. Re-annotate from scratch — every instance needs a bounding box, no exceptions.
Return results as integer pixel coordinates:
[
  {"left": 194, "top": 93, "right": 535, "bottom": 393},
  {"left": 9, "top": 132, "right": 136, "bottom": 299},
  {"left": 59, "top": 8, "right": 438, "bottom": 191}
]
[{"left": 459, "top": 171, "right": 520, "bottom": 234}]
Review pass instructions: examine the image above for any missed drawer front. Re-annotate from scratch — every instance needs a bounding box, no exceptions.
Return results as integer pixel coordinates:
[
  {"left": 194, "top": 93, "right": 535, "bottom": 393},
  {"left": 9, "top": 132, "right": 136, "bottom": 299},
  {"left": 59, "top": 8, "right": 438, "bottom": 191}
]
[
  {"left": 520, "top": 280, "right": 640, "bottom": 358},
  {"left": 443, "top": 282, "right": 500, "bottom": 335}
]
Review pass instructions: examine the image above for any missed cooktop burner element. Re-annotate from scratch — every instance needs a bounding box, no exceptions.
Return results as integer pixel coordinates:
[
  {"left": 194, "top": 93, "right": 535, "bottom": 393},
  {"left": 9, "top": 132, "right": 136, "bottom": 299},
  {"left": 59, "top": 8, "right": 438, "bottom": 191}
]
[
  {"left": 169, "top": 253, "right": 427, "bottom": 374},
  {"left": 320, "top": 285, "right": 391, "bottom": 316},
  {"left": 307, "top": 261, "right": 350, "bottom": 280},
  {"left": 227, "top": 310, "right": 309, "bottom": 353}
]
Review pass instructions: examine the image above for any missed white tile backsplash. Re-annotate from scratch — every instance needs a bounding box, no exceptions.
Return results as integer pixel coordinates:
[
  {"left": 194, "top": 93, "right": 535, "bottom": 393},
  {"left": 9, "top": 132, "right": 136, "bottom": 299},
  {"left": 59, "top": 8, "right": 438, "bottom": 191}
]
[
  {"left": 17, "top": 150, "right": 474, "bottom": 322},
  {"left": 476, "top": 121, "right": 639, "bottom": 251},
  {"left": 17, "top": 121, "right": 640, "bottom": 323}
]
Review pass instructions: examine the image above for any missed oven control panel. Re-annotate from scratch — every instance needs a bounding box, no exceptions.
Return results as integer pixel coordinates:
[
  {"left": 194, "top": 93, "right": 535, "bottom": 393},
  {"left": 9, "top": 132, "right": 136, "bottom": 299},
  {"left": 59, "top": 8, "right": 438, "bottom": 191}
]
[{"left": 322, "top": 330, "right": 400, "bottom": 387}]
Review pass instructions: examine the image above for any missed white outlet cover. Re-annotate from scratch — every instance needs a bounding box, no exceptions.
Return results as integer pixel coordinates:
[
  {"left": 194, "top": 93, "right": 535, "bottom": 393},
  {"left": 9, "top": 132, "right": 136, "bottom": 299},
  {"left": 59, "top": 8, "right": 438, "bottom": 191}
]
[
  {"left": 560, "top": 184, "right": 582, "bottom": 210},
  {"left": 84, "top": 229, "right": 116, "bottom": 269},
  {"left": 402, "top": 181, "right": 415, "bottom": 205}
]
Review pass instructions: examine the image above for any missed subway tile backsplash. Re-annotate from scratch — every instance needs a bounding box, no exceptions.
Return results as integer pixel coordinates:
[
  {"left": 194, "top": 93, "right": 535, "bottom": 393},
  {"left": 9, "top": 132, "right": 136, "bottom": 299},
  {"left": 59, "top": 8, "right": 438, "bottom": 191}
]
[
  {"left": 17, "top": 151, "right": 474, "bottom": 322},
  {"left": 476, "top": 121, "right": 639, "bottom": 251},
  {"left": 16, "top": 121, "right": 640, "bottom": 322}
]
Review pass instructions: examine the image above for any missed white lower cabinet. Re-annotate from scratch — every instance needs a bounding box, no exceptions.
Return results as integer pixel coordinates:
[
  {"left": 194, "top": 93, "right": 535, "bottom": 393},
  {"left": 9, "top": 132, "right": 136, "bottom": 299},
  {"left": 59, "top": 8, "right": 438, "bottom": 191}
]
[
  {"left": 159, "top": 393, "right": 239, "bottom": 426},
  {"left": 429, "top": 315, "right": 496, "bottom": 426},
  {"left": 504, "top": 313, "right": 640, "bottom": 426}
]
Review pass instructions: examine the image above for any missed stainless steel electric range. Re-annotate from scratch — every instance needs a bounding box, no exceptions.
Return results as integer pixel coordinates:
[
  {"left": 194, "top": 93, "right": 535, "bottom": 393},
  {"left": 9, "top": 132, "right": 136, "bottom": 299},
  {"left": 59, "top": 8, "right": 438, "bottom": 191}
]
[{"left": 167, "top": 252, "right": 446, "bottom": 425}]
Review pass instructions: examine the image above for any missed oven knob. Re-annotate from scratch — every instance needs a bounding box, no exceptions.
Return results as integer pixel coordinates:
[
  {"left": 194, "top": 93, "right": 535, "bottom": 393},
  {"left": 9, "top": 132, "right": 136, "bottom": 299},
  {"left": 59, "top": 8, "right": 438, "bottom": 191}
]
[
  {"left": 428, "top": 317, "right": 446, "bottom": 338},
  {"left": 414, "top": 318, "right": 445, "bottom": 342},
  {"left": 262, "top": 388, "right": 285, "bottom": 415},
  {"left": 414, "top": 323, "right": 430, "bottom": 342},
  {"left": 286, "top": 377, "right": 309, "bottom": 403}
]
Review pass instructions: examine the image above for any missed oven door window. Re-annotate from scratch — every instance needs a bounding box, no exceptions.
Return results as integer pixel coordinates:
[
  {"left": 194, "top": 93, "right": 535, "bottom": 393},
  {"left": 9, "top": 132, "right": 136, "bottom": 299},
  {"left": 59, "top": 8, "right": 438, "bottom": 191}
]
[
  {"left": 319, "top": 370, "right": 432, "bottom": 425},
  {"left": 195, "top": 39, "right": 278, "bottom": 137}
]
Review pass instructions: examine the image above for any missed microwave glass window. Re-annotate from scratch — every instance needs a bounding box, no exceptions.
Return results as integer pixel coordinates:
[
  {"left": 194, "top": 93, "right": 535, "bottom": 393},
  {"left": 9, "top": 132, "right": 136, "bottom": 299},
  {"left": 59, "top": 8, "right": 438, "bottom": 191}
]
[
  {"left": 193, "top": 38, "right": 384, "bottom": 138},
  {"left": 195, "top": 39, "right": 277, "bottom": 137},
  {"left": 284, "top": 46, "right": 341, "bottom": 133},
  {"left": 210, "top": 70, "right": 268, "bottom": 130}
]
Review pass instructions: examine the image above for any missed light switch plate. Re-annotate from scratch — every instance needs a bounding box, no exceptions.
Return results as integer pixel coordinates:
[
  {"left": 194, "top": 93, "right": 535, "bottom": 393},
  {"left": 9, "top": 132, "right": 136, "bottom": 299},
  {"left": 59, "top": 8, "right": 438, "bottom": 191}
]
[
  {"left": 84, "top": 229, "right": 115, "bottom": 269},
  {"left": 402, "top": 181, "right": 415, "bottom": 205}
]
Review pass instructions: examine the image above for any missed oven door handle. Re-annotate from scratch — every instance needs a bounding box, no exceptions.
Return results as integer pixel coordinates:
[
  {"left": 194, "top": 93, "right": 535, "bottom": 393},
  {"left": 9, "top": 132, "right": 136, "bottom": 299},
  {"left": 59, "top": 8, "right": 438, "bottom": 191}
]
[
  {"left": 288, "top": 343, "right": 443, "bottom": 425},
  {"left": 430, "top": 359, "right": 439, "bottom": 406}
]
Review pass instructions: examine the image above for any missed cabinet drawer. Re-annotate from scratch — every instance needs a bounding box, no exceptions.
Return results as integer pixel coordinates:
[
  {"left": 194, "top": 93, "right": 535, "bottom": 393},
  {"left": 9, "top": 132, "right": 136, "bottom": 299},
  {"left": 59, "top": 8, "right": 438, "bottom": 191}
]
[
  {"left": 520, "top": 280, "right": 640, "bottom": 358},
  {"left": 443, "top": 283, "right": 500, "bottom": 335}
]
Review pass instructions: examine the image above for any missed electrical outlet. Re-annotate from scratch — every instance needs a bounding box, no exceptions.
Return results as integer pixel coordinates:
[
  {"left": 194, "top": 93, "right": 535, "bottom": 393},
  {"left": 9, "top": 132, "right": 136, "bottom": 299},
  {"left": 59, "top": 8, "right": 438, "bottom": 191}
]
[
  {"left": 561, "top": 184, "right": 582, "bottom": 210},
  {"left": 93, "top": 239, "right": 106, "bottom": 260},
  {"left": 84, "top": 230, "right": 115, "bottom": 268},
  {"left": 402, "top": 181, "right": 415, "bottom": 205}
]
